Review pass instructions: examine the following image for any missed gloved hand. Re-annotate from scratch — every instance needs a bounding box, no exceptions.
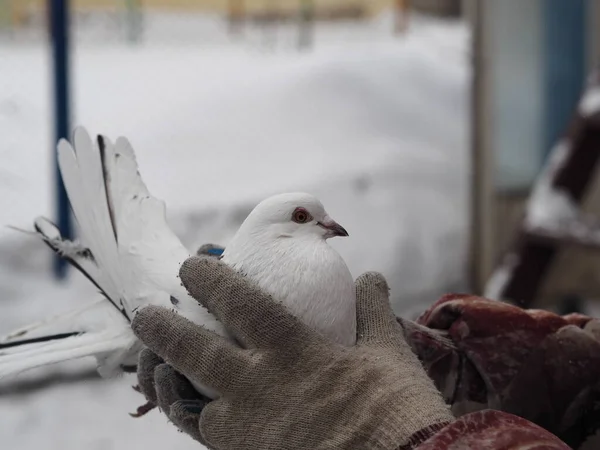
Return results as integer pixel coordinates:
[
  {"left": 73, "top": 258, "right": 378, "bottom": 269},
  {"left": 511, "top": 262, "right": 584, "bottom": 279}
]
[
  {"left": 129, "top": 243, "right": 225, "bottom": 419},
  {"left": 132, "top": 256, "right": 454, "bottom": 450},
  {"left": 403, "top": 294, "right": 600, "bottom": 449}
]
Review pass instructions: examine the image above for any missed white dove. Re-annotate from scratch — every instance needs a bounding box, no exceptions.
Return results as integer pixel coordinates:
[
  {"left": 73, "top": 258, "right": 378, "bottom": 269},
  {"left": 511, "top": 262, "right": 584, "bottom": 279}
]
[{"left": 0, "top": 127, "right": 356, "bottom": 402}]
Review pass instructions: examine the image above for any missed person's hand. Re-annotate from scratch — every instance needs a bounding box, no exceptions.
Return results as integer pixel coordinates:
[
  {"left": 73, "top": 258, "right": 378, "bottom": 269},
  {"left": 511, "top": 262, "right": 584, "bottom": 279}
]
[
  {"left": 130, "top": 243, "right": 224, "bottom": 421},
  {"left": 132, "top": 256, "right": 453, "bottom": 449},
  {"left": 403, "top": 294, "right": 600, "bottom": 449}
]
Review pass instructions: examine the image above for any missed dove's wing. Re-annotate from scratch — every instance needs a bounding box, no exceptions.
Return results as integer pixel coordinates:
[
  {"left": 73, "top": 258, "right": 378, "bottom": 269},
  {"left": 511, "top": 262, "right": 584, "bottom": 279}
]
[
  {"left": 100, "top": 132, "right": 196, "bottom": 307},
  {"left": 0, "top": 127, "right": 223, "bottom": 383},
  {"left": 57, "top": 127, "right": 194, "bottom": 316}
]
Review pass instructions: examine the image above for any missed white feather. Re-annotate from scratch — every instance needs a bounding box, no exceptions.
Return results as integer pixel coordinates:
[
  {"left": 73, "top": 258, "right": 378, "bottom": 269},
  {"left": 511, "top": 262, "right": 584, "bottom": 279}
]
[
  {"left": 0, "top": 299, "right": 115, "bottom": 346},
  {"left": 223, "top": 193, "right": 356, "bottom": 346},
  {"left": 0, "top": 330, "right": 136, "bottom": 378},
  {"left": 0, "top": 127, "right": 356, "bottom": 401},
  {"left": 1, "top": 127, "right": 224, "bottom": 399}
]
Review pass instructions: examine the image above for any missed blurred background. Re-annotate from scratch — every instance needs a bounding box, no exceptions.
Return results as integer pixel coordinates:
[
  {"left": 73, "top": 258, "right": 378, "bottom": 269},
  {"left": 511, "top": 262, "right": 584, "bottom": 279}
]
[{"left": 1, "top": 0, "right": 599, "bottom": 448}]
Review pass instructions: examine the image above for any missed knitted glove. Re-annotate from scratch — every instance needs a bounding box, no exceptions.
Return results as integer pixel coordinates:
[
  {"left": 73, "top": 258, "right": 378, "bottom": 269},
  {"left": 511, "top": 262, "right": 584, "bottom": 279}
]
[
  {"left": 404, "top": 294, "right": 600, "bottom": 449},
  {"left": 132, "top": 256, "right": 453, "bottom": 449}
]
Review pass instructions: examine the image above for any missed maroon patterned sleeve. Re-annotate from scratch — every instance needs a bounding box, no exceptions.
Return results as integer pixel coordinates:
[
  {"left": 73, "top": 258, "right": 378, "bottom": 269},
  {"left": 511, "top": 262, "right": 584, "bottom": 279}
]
[
  {"left": 401, "top": 294, "right": 600, "bottom": 449},
  {"left": 415, "top": 410, "right": 571, "bottom": 450}
]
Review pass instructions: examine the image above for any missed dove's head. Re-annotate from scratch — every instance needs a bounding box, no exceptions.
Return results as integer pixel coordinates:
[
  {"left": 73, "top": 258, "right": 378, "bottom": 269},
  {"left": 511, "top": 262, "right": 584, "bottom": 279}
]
[{"left": 241, "top": 192, "right": 348, "bottom": 241}]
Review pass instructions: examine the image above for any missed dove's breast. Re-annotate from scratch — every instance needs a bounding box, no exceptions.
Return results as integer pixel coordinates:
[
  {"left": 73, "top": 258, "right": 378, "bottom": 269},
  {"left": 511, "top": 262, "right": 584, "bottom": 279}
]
[{"left": 222, "top": 239, "right": 356, "bottom": 346}]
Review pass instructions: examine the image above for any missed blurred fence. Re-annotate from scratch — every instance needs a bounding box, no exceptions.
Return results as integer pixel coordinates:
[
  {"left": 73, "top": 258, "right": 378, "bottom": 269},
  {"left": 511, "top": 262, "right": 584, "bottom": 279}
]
[{"left": 0, "top": 0, "right": 403, "bottom": 45}]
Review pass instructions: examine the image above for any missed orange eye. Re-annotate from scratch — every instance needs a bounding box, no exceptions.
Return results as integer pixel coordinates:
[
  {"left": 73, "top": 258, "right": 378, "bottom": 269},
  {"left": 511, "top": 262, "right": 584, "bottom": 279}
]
[{"left": 292, "top": 208, "right": 312, "bottom": 224}]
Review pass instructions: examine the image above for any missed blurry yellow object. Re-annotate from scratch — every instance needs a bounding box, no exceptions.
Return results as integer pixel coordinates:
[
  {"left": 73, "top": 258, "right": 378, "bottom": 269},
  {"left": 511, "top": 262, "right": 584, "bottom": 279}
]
[
  {"left": 2, "top": 0, "right": 394, "bottom": 16},
  {"left": 394, "top": 0, "right": 410, "bottom": 33},
  {"left": 8, "top": 0, "right": 31, "bottom": 27}
]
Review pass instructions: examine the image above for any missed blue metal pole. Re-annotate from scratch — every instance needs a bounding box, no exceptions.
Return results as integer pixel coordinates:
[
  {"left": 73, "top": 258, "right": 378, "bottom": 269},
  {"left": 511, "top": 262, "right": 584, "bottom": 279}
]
[
  {"left": 542, "top": 0, "right": 587, "bottom": 162},
  {"left": 49, "top": 0, "right": 72, "bottom": 279}
]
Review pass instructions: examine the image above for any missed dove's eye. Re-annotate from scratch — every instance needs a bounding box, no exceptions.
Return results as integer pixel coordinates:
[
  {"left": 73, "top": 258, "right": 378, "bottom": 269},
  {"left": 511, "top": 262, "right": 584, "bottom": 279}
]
[{"left": 292, "top": 207, "right": 312, "bottom": 224}]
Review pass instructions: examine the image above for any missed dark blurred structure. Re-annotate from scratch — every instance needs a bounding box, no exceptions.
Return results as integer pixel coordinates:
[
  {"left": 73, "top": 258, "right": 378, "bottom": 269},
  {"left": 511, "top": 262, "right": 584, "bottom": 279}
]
[
  {"left": 468, "top": 0, "right": 600, "bottom": 312},
  {"left": 407, "top": 293, "right": 600, "bottom": 449},
  {"left": 411, "top": 0, "right": 461, "bottom": 17}
]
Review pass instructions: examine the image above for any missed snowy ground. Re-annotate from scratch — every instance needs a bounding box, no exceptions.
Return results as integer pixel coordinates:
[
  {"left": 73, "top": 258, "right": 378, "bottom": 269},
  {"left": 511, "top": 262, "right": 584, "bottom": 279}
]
[{"left": 0, "top": 10, "right": 469, "bottom": 449}]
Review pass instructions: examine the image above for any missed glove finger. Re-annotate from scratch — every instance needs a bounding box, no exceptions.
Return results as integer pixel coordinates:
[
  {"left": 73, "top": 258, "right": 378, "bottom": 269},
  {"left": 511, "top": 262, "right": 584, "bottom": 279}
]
[
  {"left": 418, "top": 294, "right": 524, "bottom": 337},
  {"left": 179, "top": 256, "right": 320, "bottom": 350},
  {"left": 355, "top": 272, "right": 402, "bottom": 347},
  {"left": 132, "top": 305, "right": 254, "bottom": 396},
  {"left": 397, "top": 317, "right": 458, "bottom": 401},
  {"left": 154, "top": 363, "right": 206, "bottom": 414},
  {"left": 170, "top": 400, "right": 208, "bottom": 444},
  {"left": 153, "top": 363, "right": 208, "bottom": 445},
  {"left": 198, "top": 401, "right": 237, "bottom": 448},
  {"left": 137, "top": 348, "right": 164, "bottom": 403}
]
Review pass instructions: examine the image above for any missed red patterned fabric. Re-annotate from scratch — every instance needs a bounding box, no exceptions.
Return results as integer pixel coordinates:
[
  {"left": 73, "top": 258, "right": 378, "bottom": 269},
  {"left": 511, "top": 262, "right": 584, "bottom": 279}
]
[
  {"left": 402, "top": 294, "right": 600, "bottom": 449},
  {"left": 416, "top": 410, "right": 571, "bottom": 449}
]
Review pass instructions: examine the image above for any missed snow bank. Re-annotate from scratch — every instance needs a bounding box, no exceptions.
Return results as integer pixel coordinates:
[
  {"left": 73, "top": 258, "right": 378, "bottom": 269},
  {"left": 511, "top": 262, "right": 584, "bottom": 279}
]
[{"left": 0, "top": 10, "right": 468, "bottom": 450}]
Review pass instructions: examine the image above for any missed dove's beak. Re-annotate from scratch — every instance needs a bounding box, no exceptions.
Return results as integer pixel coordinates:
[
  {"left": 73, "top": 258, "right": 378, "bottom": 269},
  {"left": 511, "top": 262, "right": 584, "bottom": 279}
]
[{"left": 318, "top": 217, "right": 349, "bottom": 238}]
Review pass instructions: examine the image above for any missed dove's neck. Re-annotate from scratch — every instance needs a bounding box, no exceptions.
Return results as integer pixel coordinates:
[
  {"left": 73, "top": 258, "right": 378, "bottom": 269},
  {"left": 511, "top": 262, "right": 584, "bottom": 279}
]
[{"left": 222, "top": 229, "right": 357, "bottom": 346}]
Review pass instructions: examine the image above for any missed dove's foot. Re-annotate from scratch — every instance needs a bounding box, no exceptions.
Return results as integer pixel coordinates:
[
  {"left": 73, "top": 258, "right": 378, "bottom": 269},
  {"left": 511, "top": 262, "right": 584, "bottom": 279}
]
[{"left": 129, "top": 401, "right": 156, "bottom": 418}]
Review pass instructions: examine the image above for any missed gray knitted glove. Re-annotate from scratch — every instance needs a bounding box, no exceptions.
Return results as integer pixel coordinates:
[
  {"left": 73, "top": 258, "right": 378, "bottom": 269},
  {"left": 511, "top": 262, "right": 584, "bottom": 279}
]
[{"left": 132, "top": 256, "right": 453, "bottom": 450}]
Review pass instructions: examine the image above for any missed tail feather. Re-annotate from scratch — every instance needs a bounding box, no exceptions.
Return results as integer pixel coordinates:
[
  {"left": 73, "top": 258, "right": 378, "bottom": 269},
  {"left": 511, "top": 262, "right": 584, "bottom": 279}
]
[
  {"left": 101, "top": 133, "right": 193, "bottom": 304},
  {"left": 0, "top": 299, "right": 136, "bottom": 378},
  {"left": 0, "top": 299, "right": 118, "bottom": 347},
  {"left": 0, "top": 333, "right": 82, "bottom": 350},
  {"left": 0, "top": 126, "right": 209, "bottom": 380},
  {"left": 54, "top": 127, "right": 192, "bottom": 317},
  {"left": 57, "top": 130, "right": 127, "bottom": 316},
  {"left": 31, "top": 217, "right": 130, "bottom": 321},
  {"left": 0, "top": 329, "right": 136, "bottom": 378}
]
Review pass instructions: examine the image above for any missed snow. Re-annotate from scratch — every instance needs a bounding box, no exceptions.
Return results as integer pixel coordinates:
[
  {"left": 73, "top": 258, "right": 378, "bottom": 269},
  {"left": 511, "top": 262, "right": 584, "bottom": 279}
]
[
  {"left": 484, "top": 253, "right": 520, "bottom": 301},
  {"left": 578, "top": 71, "right": 600, "bottom": 117},
  {"left": 489, "top": 138, "right": 579, "bottom": 302},
  {"left": 525, "top": 140, "right": 579, "bottom": 230},
  {"left": 578, "top": 87, "right": 600, "bottom": 117},
  {"left": 0, "top": 10, "right": 469, "bottom": 450}
]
